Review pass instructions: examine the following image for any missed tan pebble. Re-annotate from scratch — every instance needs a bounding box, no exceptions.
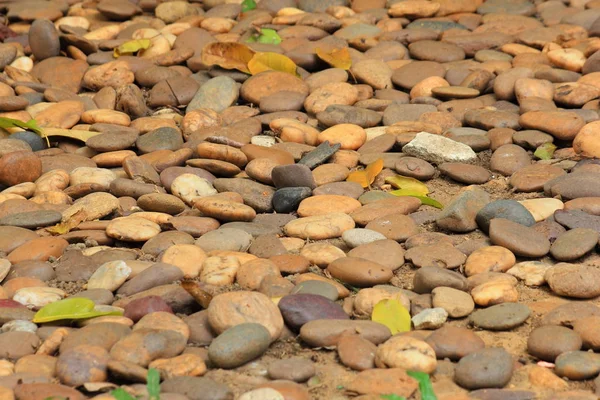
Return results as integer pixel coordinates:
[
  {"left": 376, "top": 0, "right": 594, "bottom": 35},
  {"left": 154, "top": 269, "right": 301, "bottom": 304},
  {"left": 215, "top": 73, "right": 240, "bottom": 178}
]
[
  {"left": 279, "top": 237, "right": 305, "bottom": 252},
  {"left": 388, "top": 0, "right": 440, "bottom": 18},
  {"left": 547, "top": 48, "right": 586, "bottom": 72},
  {"left": 297, "top": 195, "right": 361, "bottom": 217},
  {"left": 353, "top": 288, "right": 410, "bottom": 318},
  {"left": 81, "top": 109, "right": 131, "bottom": 126},
  {"left": 270, "top": 118, "right": 319, "bottom": 146},
  {"left": 149, "top": 353, "right": 206, "bottom": 378},
  {"left": 304, "top": 82, "right": 358, "bottom": 114},
  {"left": 133, "top": 311, "right": 190, "bottom": 340},
  {"left": 284, "top": 213, "right": 355, "bottom": 240},
  {"left": 236, "top": 258, "right": 281, "bottom": 291},
  {"left": 464, "top": 246, "right": 516, "bottom": 276},
  {"left": 471, "top": 280, "right": 518, "bottom": 307},
  {"left": 375, "top": 336, "right": 437, "bottom": 373},
  {"left": 105, "top": 217, "right": 161, "bottom": 242},
  {"left": 318, "top": 124, "right": 366, "bottom": 150},
  {"left": 410, "top": 76, "right": 449, "bottom": 99},
  {"left": 200, "top": 256, "right": 240, "bottom": 286},
  {"left": 194, "top": 197, "right": 256, "bottom": 222},
  {"left": 13, "top": 287, "right": 66, "bottom": 309},
  {"left": 87, "top": 260, "right": 132, "bottom": 292},
  {"left": 159, "top": 244, "right": 207, "bottom": 278},
  {"left": 300, "top": 243, "right": 346, "bottom": 267}
]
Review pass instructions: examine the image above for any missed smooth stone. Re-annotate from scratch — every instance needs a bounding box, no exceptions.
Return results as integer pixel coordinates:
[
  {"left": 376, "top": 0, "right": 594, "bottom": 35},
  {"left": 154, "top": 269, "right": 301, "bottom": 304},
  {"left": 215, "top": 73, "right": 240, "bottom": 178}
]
[
  {"left": 0, "top": 210, "right": 62, "bottom": 229},
  {"left": 554, "top": 351, "right": 600, "bottom": 380},
  {"left": 546, "top": 263, "right": 600, "bottom": 299},
  {"left": 327, "top": 257, "right": 393, "bottom": 287},
  {"left": 439, "top": 163, "right": 491, "bottom": 184},
  {"left": 291, "top": 281, "right": 339, "bottom": 301},
  {"left": 278, "top": 293, "right": 348, "bottom": 332},
  {"left": 347, "top": 239, "right": 406, "bottom": 271},
  {"left": 476, "top": 200, "right": 536, "bottom": 233},
  {"left": 426, "top": 326, "right": 485, "bottom": 361},
  {"left": 299, "top": 319, "right": 391, "bottom": 347},
  {"left": 469, "top": 303, "right": 531, "bottom": 330},
  {"left": 195, "top": 228, "right": 253, "bottom": 252},
  {"left": 267, "top": 358, "right": 315, "bottom": 383},
  {"left": 272, "top": 187, "right": 313, "bottom": 214},
  {"left": 402, "top": 132, "right": 477, "bottom": 164},
  {"left": 207, "top": 323, "right": 271, "bottom": 369},
  {"left": 550, "top": 228, "right": 599, "bottom": 261},
  {"left": 342, "top": 228, "right": 387, "bottom": 248},
  {"left": 413, "top": 266, "right": 468, "bottom": 294},
  {"left": 436, "top": 186, "right": 491, "bottom": 233},
  {"left": 528, "top": 325, "right": 582, "bottom": 362},
  {"left": 161, "top": 376, "right": 233, "bottom": 400},
  {"left": 454, "top": 348, "right": 514, "bottom": 390}
]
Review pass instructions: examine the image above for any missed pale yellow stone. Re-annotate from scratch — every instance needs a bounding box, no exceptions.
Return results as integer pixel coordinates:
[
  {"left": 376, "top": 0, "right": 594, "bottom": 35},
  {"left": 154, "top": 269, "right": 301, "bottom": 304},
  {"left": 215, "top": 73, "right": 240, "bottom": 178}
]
[
  {"left": 160, "top": 244, "right": 207, "bottom": 278},
  {"left": 200, "top": 256, "right": 240, "bottom": 286}
]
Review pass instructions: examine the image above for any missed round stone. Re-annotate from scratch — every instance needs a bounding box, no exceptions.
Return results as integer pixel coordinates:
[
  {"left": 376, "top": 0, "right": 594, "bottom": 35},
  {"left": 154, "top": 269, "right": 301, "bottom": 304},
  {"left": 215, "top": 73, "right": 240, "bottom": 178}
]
[
  {"left": 546, "top": 263, "right": 600, "bottom": 299},
  {"left": 528, "top": 325, "right": 582, "bottom": 362},
  {"left": 208, "top": 323, "right": 271, "bottom": 369},
  {"left": 469, "top": 303, "right": 531, "bottom": 330},
  {"left": 454, "top": 348, "right": 514, "bottom": 390}
]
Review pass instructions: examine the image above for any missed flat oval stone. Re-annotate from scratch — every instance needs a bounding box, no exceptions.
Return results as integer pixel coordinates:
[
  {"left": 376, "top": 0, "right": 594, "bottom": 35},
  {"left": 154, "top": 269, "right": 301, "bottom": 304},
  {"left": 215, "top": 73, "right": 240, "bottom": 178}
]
[
  {"left": 299, "top": 319, "right": 391, "bottom": 347},
  {"left": 469, "top": 303, "right": 531, "bottom": 330},
  {"left": 476, "top": 200, "right": 536, "bottom": 233},
  {"left": 278, "top": 293, "right": 348, "bottom": 332},
  {"left": 454, "top": 348, "right": 514, "bottom": 390},
  {"left": 546, "top": 263, "right": 600, "bottom": 299},
  {"left": 555, "top": 351, "right": 600, "bottom": 380},
  {"left": 207, "top": 323, "right": 271, "bottom": 369},
  {"left": 528, "top": 325, "right": 582, "bottom": 362},
  {"left": 550, "top": 228, "right": 599, "bottom": 261},
  {"left": 425, "top": 326, "right": 485, "bottom": 361},
  {"left": 439, "top": 163, "right": 491, "bottom": 184},
  {"left": 0, "top": 210, "right": 62, "bottom": 229},
  {"left": 327, "top": 257, "right": 393, "bottom": 287}
]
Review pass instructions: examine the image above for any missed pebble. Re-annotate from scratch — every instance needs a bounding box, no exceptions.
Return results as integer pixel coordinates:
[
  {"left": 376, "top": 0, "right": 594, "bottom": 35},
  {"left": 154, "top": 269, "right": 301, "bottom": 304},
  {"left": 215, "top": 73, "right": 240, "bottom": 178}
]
[
  {"left": 528, "top": 325, "right": 582, "bottom": 362},
  {"left": 426, "top": 326, "right": 485, "bottom": 361},
  {"left": 268, "top": 358, "right": 316, "bottom": 382},
  {"left": 489, "top": 218, "right": 550, "bottom": 257},
  {"left": 546, "top": 263, "right": 600, "bottom": 299},
  {"left": 469, "top": 303, "right": 531, "bottom": 330},
  {"left": 402, "top": 132, "right": 478, "bottom": 164},
  {"left": 412, "top": 307, "right": 448, "bottom": 330},
  {"left": 208, "top": 323, "right": 271, "bottom": 369},
  {"left": 550, "top": 228, "right": 599, "bottom": 261},
  {"left": 454, "top": 348, "right": 514, "bottom": 390},
  {"left": 375, "top": 335, "right": 437, "bottom": 373}
]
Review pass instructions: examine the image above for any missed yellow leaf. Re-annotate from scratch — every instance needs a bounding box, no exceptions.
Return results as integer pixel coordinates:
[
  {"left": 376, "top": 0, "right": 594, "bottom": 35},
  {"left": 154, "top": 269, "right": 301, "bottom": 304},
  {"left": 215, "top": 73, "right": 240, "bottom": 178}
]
[
  {"left": 372, "top": 299, "right": 411, "bottom": 335},
  {"left": 43, "top": 127, "right": 102, "bottom": 143},
  {"left": 385, "top": 175, "right": 429, "bottom": 196},
  {"left": 201, "top": 42, "right": 256, "bottom": 74},
  {"left": 316, "top": 47, "right": 352, "bottom": 70},
  {"left": 46, "top": 209, "right": 87, "bottom": 235},
  {"left": 346, "top": 158, "right": 383, "bottom": 188},
  {"left": 113, "top": 39, "right": 151, "bottom": 58},
  {"left": 248, "top": 52, "right": 298, "bottom": 76}
]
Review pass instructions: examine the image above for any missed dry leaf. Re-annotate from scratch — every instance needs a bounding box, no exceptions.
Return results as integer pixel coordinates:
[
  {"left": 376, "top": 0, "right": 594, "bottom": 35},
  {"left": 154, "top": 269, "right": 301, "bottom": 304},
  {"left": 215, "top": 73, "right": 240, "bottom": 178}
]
[
  {"left": 247, "top": 52, "right": 298, "bottom": 76},
  {"left": 113, "top": 39, "right": 151, "bottom": 58},
  {"left": 201, "top": 42, "right": 256, "bottom": 74},
  {"left": 316, "top": 47, "right": 352, "bottom": 70},
  {"left": 372, "top": 299, "right": 411, "bottom": 335},
  {"left": 44, "top": 127, "right": 102, "bottom": 142},
  {"left": 346, "top": 158, "right": 383, "bottom": 188},
  {"left": 385, "top": 175, "right": 429, "bottom": 195}
]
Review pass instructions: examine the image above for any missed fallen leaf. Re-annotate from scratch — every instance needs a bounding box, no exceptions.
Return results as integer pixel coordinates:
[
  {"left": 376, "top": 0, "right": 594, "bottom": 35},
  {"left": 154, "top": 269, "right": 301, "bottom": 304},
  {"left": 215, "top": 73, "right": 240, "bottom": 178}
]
[
  {"left": 372, "top": 299, "right": 411, "bottom": 335},
  {"left": 406, "top": 372, "right": 437, "bottom": 400},
  {"left": 201, "top": 42, "right": 255, "bottom": 74},
  {"left": 389, "top": 190, "right": 443, "bottom": 209},
  {"left": 33, "top": 298, "right": 122, "bottom": 323},
  {"left": 385, "top": 175, "right": 429, "bottom": 196},
  {"left": 246, "top": 28, "right": 282, "bottom": 45},
  {"left": 248, "top": 52, "right": 298, "bottom": 76},
  {"left": 46, "top": 209, "right": 87, "bottom": 235},
  {"left": 0, "top": 117, "right": 49, "bottom": 147},
  {"left": 113, "top": 39, "right": 151, "bottom": 58},
  {"left": 534, "top": 142, "right": 557, "bottom": 160},
  {"left": 347, "top": 158, "right": 383, "bottom": 188},
  {"left": 316, "top": 47, "right": 352, "bottom": 70},
  {"left": 241, "top": 0, "right": 257, "bottom": 12},
  {"left": 44, "top": 127, "right": 103, "bottom": 142}
]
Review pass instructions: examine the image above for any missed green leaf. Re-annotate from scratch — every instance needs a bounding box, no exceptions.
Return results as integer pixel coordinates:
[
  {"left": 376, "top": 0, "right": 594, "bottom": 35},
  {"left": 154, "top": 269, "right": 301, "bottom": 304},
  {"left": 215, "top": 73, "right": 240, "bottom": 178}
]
[
  {"left": 246, "top": 28, "right": 282, "bottom": 45},
  {"left": 113, "top": 39, "right": 151, "bottom": 58},
  {"left": 534, "top": 142, "right": 557, "bottom": 160},
  {"left": 380, "top": 395, "right": 406, "bottom": 400},
  {"left": 241, "top": 0, "right": 257, "bottom": 12},
  {"left": 0, "top": 117, "right": 49, "bottom": 147},
  {"left": 385, "top": 175, "right": 429, "bottom": 195},
  {"left": 372, "top": 299, "right": 411, "bottom": 335},
  {"left": 389, "top": 189, "right": 444, "bottom": 209},
  {"left": 147, "top": 368, "right": 161, "bottom": 400},
  {"left": 111, "top": 388, "right": 137, "bottom": 400},
  {"left": 407, "top": 371, "right": 437, "bottom": 400},
  {"left": 33, "top": 298, "right": 123, "bottom": 323}
]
